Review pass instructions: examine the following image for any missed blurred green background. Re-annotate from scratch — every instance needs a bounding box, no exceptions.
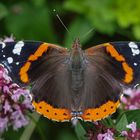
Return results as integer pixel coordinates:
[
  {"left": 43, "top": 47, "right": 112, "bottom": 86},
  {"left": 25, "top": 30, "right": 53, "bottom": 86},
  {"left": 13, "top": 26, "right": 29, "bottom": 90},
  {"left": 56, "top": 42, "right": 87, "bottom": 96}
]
[{"left": 1, "top": 0, "right": 140, "bottom": 140}]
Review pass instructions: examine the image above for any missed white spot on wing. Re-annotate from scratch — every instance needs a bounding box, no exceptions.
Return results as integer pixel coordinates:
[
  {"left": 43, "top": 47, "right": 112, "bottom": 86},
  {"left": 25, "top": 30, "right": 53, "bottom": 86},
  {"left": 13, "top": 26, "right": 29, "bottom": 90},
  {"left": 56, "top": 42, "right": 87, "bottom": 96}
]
[
  {"left": 2, "top": 61, "right": 12, "bottom": 73},
  {"left": 128, "top": 42, "right": 140, "bottom": 56},
  {"left": 12, "top": 41, "right": 24, "bottom": 55},
  {"left": 129, "top": 42, "right": 138, "bottom": 49},
  {"left": 7, "top": 57, "right": 13, "bottom": 64},
  {"left": 16, "top": 62, "right": 19, "bottom": 65},
  {"left": 0, "top": 41, "right": 6, "bottom": 49},
  {"left": 3, "top": 55, "right": 5, "bottom": 57},
  {"left": 134, "top": 62, "right": 138, "bottom": 66}
]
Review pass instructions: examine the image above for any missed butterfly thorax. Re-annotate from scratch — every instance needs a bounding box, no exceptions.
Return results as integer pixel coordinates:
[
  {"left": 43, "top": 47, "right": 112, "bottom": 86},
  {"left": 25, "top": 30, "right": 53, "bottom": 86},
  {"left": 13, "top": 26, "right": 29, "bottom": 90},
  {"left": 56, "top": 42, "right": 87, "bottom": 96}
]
[{"left": 70, "top": 39, "right": 84, "bottom": 70}]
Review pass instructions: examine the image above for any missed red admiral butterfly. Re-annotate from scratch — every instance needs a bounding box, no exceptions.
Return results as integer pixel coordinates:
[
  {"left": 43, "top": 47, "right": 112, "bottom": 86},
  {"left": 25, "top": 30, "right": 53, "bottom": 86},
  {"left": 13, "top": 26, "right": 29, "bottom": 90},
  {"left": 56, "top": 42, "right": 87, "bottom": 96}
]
[{"left": 0, "top": 39, "right": 139, "bottom": 122}]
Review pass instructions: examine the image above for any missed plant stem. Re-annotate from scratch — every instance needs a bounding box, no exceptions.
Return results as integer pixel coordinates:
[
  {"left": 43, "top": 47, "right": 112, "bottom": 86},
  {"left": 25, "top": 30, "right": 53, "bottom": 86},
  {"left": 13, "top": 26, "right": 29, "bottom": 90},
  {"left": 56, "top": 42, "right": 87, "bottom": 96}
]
[{"left": 19, "top": 113, "right": 40, "bottom": 140}]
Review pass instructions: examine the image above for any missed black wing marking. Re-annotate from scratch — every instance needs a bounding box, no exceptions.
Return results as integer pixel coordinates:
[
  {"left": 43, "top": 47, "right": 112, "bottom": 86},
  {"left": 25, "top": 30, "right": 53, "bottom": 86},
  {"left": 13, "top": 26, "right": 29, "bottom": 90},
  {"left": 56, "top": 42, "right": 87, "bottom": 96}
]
[
  {"left": 86, "top": 42, "right": 140, "bottom": 86},
  {"left": 0, "top": 41, "right": 67, "bottom": 84},
  {"left": 0, "top": 41, "right": 43, "bottom": 83},
  {"left": 110, "top": 42, "right": 140, "bottom": 85}
]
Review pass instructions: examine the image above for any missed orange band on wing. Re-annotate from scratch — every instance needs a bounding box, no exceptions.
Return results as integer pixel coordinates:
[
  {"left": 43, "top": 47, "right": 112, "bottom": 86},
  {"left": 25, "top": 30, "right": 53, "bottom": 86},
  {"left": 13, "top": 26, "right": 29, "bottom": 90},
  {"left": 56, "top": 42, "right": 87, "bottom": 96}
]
[
  {"left": 20, "top": 73, "right": 29, "bottom": 83},
  {"left": 105, "top": 43, "right": 133, "bottom": 84},
  {"left": 106, "top": 44, "right": 125, "bottom": 61},
  {"left": 122, "top": 62, "right": 133, "bottom": 83},
  {"left": 81, "top": 100, "right": 120, "bottom": 121},
  {"left": 19, "top": 43, "right": 48, "bottom": 83},
  {"left": 32, "top": 101, "right": 72, "bottom": 122},
  {"left": 19, "top": 62, "right": 31, "bottom": 75}
]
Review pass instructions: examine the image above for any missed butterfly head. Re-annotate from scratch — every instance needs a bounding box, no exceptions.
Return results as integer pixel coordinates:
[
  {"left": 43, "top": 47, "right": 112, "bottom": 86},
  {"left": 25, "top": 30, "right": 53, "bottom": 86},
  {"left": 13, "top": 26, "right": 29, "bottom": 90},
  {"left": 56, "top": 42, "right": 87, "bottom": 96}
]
[
  {"left": 72, "top": 38, "right": 81, "bottom": 50},
  {"left": 69, "top": 38, "right": 84, "bottom": 71}
]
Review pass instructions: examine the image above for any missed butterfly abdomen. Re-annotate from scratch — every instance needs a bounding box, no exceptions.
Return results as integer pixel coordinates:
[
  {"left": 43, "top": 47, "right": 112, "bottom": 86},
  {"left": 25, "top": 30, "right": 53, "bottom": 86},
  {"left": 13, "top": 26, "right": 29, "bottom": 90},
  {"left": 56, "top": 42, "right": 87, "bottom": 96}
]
[
  {"left": 70, "top": 48, "right": 85, "bottom": 91},
  {"left": 71, "top": 70, "right": 83, "bottom": 91}
]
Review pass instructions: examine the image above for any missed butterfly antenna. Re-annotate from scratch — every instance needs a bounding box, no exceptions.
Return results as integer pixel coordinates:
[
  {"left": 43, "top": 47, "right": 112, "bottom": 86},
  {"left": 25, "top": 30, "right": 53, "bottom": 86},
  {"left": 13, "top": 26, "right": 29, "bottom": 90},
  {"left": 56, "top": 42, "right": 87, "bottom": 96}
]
[
  {"left": 81, "top": 27, "right": 95, "bottom": 40},
  {"left": 53, "top": 9, "right": 70, "bottom": 34}
]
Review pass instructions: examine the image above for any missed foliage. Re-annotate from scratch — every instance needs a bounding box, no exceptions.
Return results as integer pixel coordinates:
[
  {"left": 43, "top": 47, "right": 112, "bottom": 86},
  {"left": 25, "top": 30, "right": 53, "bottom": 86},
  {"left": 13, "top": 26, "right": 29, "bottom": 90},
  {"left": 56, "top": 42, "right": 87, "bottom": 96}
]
[{"left": 64, "top": 0, "right": 140, "bottom": 40}]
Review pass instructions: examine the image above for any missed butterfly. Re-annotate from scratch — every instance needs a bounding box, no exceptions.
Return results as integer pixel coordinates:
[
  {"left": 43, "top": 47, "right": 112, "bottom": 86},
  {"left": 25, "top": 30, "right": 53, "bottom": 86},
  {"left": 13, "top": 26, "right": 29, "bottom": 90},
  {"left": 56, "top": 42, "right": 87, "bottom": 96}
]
[{"left": 0, "top": 39, "right": 140, "bottom": 122}]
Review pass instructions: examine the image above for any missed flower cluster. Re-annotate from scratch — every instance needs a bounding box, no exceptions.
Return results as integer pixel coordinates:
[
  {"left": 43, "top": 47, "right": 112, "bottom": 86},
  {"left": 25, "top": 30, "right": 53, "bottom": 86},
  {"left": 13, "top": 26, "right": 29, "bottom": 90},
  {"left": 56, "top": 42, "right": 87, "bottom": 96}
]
[
  {"left": 0, "top": 65, "right": 33, "bottom": 133},
  {"left": 86, "top": 122, "right": 115, "bottom": 140},
  {"left": 121, "top": 88, "right": 140, "bottom": 110},
  {"left": 121, "top": 122, "right": 140, "bottom": 139},
  {"left": 87, "top": 121, "right": 140, "bottom": 140},
  {"left": 0, "top": 37, "right": 33, "bottom": 133}
]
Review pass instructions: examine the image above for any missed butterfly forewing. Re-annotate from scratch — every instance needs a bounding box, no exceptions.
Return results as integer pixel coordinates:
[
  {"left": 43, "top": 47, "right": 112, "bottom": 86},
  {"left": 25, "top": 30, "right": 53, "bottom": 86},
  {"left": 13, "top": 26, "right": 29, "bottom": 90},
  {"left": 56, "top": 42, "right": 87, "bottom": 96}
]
[
  {"left": 0, "top": 41, "right": 68, "bottom": 84},
  {"left": 109, "top": 42, "right": 140, "bottom": 85},
  {"left": 86, "top": 42, "right": 140, "bottom": 86},
  {"left": 0, "top": 41, "right": 42, "bottom": 83}
]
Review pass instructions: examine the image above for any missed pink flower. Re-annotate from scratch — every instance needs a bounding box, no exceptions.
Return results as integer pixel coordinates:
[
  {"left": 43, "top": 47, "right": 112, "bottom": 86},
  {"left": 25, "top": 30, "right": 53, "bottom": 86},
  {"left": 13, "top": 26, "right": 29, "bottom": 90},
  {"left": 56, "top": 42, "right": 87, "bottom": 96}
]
[
  {"left": 3, "top": 35, "right": 15, "bottom": 43},
  {"left": 97, "top": 129, "right": 114, "bottom": 140},
  {"left": 86, "top": 122, "right": 116, "bottom": 140},
  {"left": 126, "top": 122, "right": 137, "bottom": 133},
  {"left": 11, "top": 109, "right": 29, "bottom": 130},
  {"left": 121, "top": 88, "right": 140, "bottom": 110},
  {"left": 97, "top": 134, "right": 103, "bottom": 140},
  {"left": 121, "top": 131, "right": 128, "bottom": 136},
  {"left": 0, "top": 117, "right": 8, "bottom": 133},
  {"left": 12, "top": 89, "right": 27, "bottom": 102},
  {"left": 0, "top": 37, "right": 33, "bottom": 133},
  {"left": 128, "top": 105, "right": 138, "bottom": 110},
  {"left": 0, "top": 64, "right": 33, "bottom": 133},
  {"left": 121, "top": 122, "right": 140, "bottom": 139},
  {"left": 3, "top": 100, "right": 12, "bottom": 114}
]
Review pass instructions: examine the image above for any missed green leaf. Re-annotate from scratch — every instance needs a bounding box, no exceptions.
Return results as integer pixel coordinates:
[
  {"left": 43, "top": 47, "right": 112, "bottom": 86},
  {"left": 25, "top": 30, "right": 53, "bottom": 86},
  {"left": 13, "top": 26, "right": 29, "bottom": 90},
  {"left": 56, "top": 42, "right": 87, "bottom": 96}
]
[
  {"left": 116, "top": 110, "right": 140, "bottom": 132},
  {"left": 63, "top": 0, "right": 86, "bottom": 14},
  {"left": 5, "top": 2, "right": 56, "bottom": 42},
  {"left": 64, "top": 17, "right": 93, "bottom": 48},
  {"left": 74, "top": 121, "right": 87, "bottom": 140},
  {"left": 20, "top": 113, "right": 41, "bottom": 140},
  {"left": 87, "top": 11, "right": 116, "bottom": 34},
  {"left": 0, "top": 3, "right": 8, "bottom": 19},
  {"left": 63, "top": 0, "right": 140, "bottom": 38},
  {"left": 19, "top": 95, "right": 25, "bottom": 103},
  {"left": 125, "top": 109, "right": 140, "bottom": 128},
  {"left": 102, "top": 117, "right": 115, "bottom": 128},
  {"left": 133, "top": 25, "right": 140, "bottom": 40},
  {"left": 116, "top": 113, "right": 128, "bottom": 131},
  {"left": 31, "top": 0, "right": 46, "bottom": 7},
  {"left": 115, "top": 137, "right": 125, "bottom": 140},
  {"left": 58, "top": 131, "right": 77, "bottom": 140},
  {"left": 116, "top": 0, "right": 140, "bottom": 27}
]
